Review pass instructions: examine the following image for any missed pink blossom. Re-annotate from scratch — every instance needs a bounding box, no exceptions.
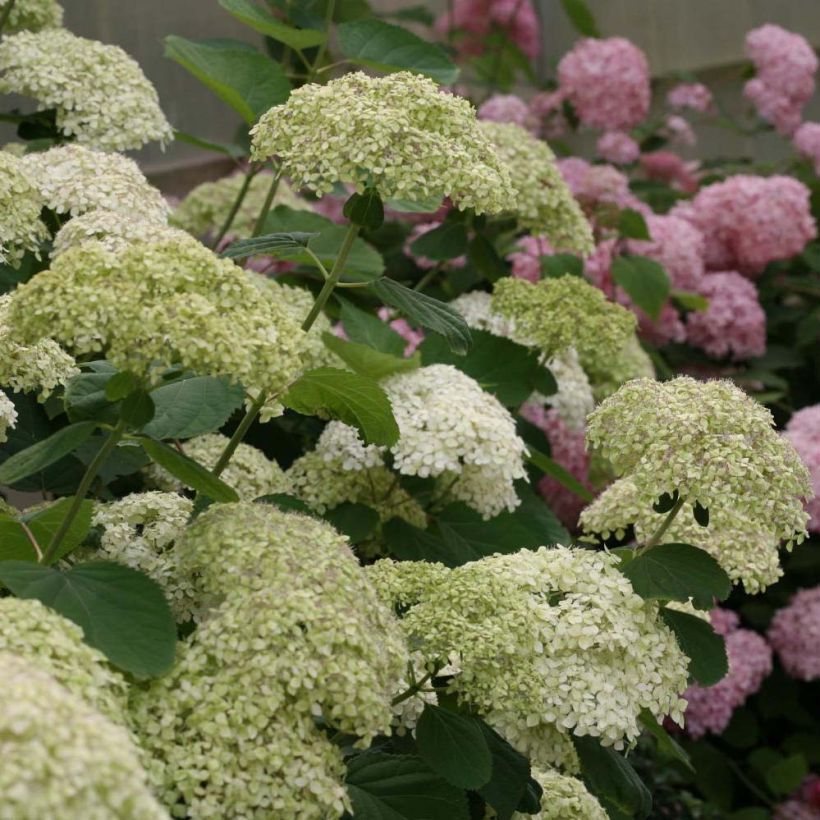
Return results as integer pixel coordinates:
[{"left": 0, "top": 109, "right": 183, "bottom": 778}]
[
  {"left": 794, "top": 122, "right": 820, "bottom": 175},
  {"left": 663, "top": 115, "right": 697, "bottom": 148},
  {"left": 508, "top": 235, "right": 554, "bottom": 282},
  {"left": 683, "top": 609, "right": 773, "bottom": 738},
  {"left": 584, "top": 238, "right": 618, "bottom": 295},
  {"left": 784, "top": 405, "right": 820, "bottom": 531},
  {"left": 671, "top": 175, "right": 817, "bottom": 276},
  {"left": 685, "top": 271, "right": 766, "bottom": 360},
  {"left": 776, "top": 778, "right": 820, "bottom": 819},
  {"left": 596, "top": 131, "right": 640, "bottom": 165},
  {"left": 528, "top": 89, "right": 568, "bottom": 139},
  {"left": 478, "top": 94, "right": 536, "bottom": 132},
  {"left": 744, "top": 24, "right": 818, "bottom": 135},
  {"left": 435, "top": 0, "right": 540, "bottom": 61},
  {"left": 768, "top": 586, "right": 820, "bottom": 680},
  {"left": 634, "top": 302, "right": 686, "bottom": 346},
  {"left": 640, "top": 151, "right": 700, "bottom": 193},
  {"left": 557, "top": 158, "right": 648, "bottom": 214},
  {"left": 667, "top": 82, "right": 714, "bottom": 114},
  {"left": 377, "top": 307, "right": 425, "bottom": 357},
  {"left": 557, "top": 37, "right": 650, "bottom": 131},
  {"left": 404, "top": 221, "right": 467, "bottom": 270}
]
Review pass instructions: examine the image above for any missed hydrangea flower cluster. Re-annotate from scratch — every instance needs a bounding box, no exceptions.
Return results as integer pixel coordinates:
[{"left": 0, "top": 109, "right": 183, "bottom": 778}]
[
  {"left": 557, "top": 37, "right": 650, "bottom": 131},
  {"left": 0, "top": 389, "right": 17, "bottom": 442},
  {"left": 0, "top": 29, "right": 173, "bottom": 150},
  {"left": 784, "top": 404, "right": 820, "bottom": 532},
  {"left": 683, "top": 608, "right": 772, "bottom": 738},
  {"left": 794, "top": 122, "right": 820, "bottom": 176},
  {"left": 508, "top": 234, "right": 553, "bottom": 282},
  {"left": 773, "top": 777, "right": 820, "bottom": 820},
  {"left": 744, "top": 24, "right": 818, "bottom": 135},
  {"left": 584, "top": 334, "right": 655, "bottom": 403},
  {"left": 7, "top": 236, "right": 306, "bottom": 398},
  {"left": 515, "top": 768, "right": 608, "bottom": 820},
  {"left": 450, "top": 289, "right": 518, "bottom": 339},
  {"left": 596, "top": 131, "right": 640, "bottom": 165},
  {"left": 540, "top": 347, "right": 595, "bottom": 431},
  {"left": 0, "top": 654, "right": 167, "bottom": 820},
  {"left": 558, "top": 156, "right": 647, "bottom": 214},
  {"left": 685, "top": 271, "right": 766, "bottom": 360},
  {"left": 0, "top": 151, "right": 48, "bottom": 265},
  {"left": 767, "top": 586, "right": 820, "bottom": 681},
  {"left": 479, "top": 121, "right": 594, "bottom": 254},
  {"left": 662, "top": 114, "right": 697, "bottom": 148},
  {"left": 368, "top": 547, "right": 689, "bottom": 765},
  {"left": 0, "top": 0, "right": 63, "bottom": 33},
  {"left": 639, "top": 150, "right": 700, "bottom": 193},
  {"left": 251, "top": 71, "right": 514, "bottom": 213},
  {"left": 478, "top": 93, "right": 537, "bottom": 133},
  {"left": 667, "top": 82, "right": 714, "bottom": 114},
  {"left": 671, "top": 175, "right": 817, "bottom": 276}
]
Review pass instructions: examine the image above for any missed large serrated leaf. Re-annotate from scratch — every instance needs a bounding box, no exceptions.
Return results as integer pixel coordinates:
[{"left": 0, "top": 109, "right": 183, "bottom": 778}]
[
  {"left": 322, "top": 332, "right": 420, "bottom": 381},
  {"left": 218, "top": 0, "right": 326, "bottom": 49},
  {"left": 0, "top": 497, "right": 92, "bottom": 563},
  {"left": 661, "top": 607, "right": 728, "bottom": 686}
]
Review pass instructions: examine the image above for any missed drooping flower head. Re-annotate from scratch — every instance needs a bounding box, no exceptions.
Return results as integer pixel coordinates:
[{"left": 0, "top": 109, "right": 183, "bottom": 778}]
[
  {"left": 767, "top": 586, "right": 820, "bottom": 681},
  {"left": 0, "top": 151, "right": 48, "bottom": 266},
  {"left": 557, "top": 37, "right": 650, "bottom": 131},
  {"left": 784, "top": 404, "right": 820, "bottom": 532},
  {"left": 251, "top": 72, "right": 514, "bottom": 214},
  {"left": 0, "top": 0, "right": 63, "bottom": 33},
  {"left": 0, "top": 29, "right": 173, "bottom": 150},
  {"left": 478, "top": 121, "right": 594, "bottom": 254}
]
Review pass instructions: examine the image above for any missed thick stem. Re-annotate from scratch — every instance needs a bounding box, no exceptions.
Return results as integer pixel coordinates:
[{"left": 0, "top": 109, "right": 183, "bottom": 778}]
[
  {"left": 301, "top": 222, "right": 360, "bottom": 332},
  {"left": 391, "top": 670, "right": 435, "bottom": 706},
  {"left": 42, "top": 420, "right": 127, "bottom": 564},
  {"left": 0, "top": 0, "right": 17, "bottom": 36},
  {"left": 211, "top": 166, "right": 257, "bottom": 249},
  {"left": 642, "top": 496, "right": 685, "bottom": 552},
  {"left": 211, "top": 391, "right": 268, "bottom": 478}
]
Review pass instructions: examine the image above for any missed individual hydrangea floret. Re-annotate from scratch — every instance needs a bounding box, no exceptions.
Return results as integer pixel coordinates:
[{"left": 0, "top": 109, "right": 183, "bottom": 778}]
[
  {"left": 0, "top": 654, "right": 167, "bottom": 820},
  {"left": 767, "top": 586, "right": 820, "bottom": 681},
  {"left": 21, "top": 145, "right": 169, "bottom": 222},
  {"left": 596, "top": 131, "right": 640, "bottom": 165},
  {"left": 0, "top": 151, "right": 48, "bottom": 266},
  {"left": 479, "top": 121, "right": 594, "bottom": 254},
  {"left": 0, "top": 29, "right": 173, "bottom": 150},
  {"left": 0, "top": 0, "right": 63, "bottom": 33},
  {"left": 784, "top": 404, "right": 820, "bottom": 532},
  {"left": 250, "top": 71, "right": 514, "bottom": 214},
  {"left": 515, "top": 768, "right": 608, "bottom": 819}
]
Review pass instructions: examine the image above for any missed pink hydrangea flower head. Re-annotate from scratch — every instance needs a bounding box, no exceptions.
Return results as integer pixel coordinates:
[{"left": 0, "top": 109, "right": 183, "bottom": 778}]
[
  {"left": 774, "top": 800, "right": 820, "bottom": 820},
  {"left": 596, "top": 131, "right": 640, "bottom": 165},
  {"left": 671, "top": 175, "right": 817, "bottom": 276},
  {"left": 633, "top": 302, "right": 686, "bottom": 346},
  {"left": 709, "top": 607, "right": 741, "bottom": 637},
  {"left": 377, "top": 307, "right": 425, "bottom": 357},
  {"left": 508, "top": 234, "right": 554, "bottom": 282},
  {"left": 663, "top": 115, "right": 697, "bottom": 148},
  {"left": 404, "top": 221, "right": 467, "bottom": 270},
  {"left": 435, "top": 0, "right": 541, "bottom": 61},
  {"left": 557, "top": 37, "right": 650, "bottom": 131},
  {"left": 744, "top": 24, "right": 818, "bottom": 135},
  {"left": 794, "top": 122, "right": 820, "bottom": 175},
  {"left": 584, "top": 238, "right": 618, "bottom": 296},
  {"left": 667, "top": 82, "right": 714, "bottom": 114},
  {"left": 478, "top": 94, "right": 536, "bottom": 132},
  {"left": 557, "top": 157, "right": 648, "bottom": 214},
  {"left": 784, "top": 405, "right": 820, "bottom": 531},
  {"left": 685, "top": 271, "right": 766, "bottom": 360},
  {"left": 528, "top": 89, "right": 568, "bottom": 139},
  {"left": 640, "top": 150, "right": 700, "bottom": 193},
  {"left": 767, "top": 586, "right": 820, "bottom": 680}
]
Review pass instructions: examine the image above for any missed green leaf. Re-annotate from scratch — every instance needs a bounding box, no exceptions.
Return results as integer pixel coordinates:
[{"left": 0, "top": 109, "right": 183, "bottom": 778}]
[
  {"left": 346, "top": 752, "right": 469, "bottom": 820},
  {"left": 765, "top": 754, "right": 808, "bottom": 796},
  {"left": 693, "top": 501, "right": 710, "bottom": 527},
  {"left": 653, "top": 490, "right": 679, "bottom": 513},
  {"left": 105, "top": 371, "right": 141, "bottom": 401},
  {"left": 344, "top": 187, "right": 385, "bottom": 230},
  {"left": 370, "top": 278, "right": 471, "bottom": 355},
  {"left": 0, "top": 497, "right": 92, "bottom": 563},
  {"left": 337, "top": 18, "right": 459, "bottom": 85},
  {"left": 540, "top": 253, "right": 584, "bottom": 279},
  {"left": 120, "top": 390, "right": 155, "bottom": 428},
  {"left": 0, "top": 560, "right": 176, "bottom": 678},
  {"left": 638, "top": 709, "right": 694, "bottom": 773},
  {"left": 282, "top": 367, "right": 399, "bottom": 446},
  {"left": 416, "top": 705, "right": 492, "bottom": 789},
  {"left": 65, "top": 368, "right": 119, "bottom": 424},
  {"left": 142, "top": 376, "right": 245, "bottom": 440},
  {"left": 385, "top": 5, "right": 435, "bottom": 25},
  {"left": 672, "top": 289, "right": 709, "bottom": 312},
  {"left": 218, "top": 0, "right": 326, "bottom": 49},
  {"left": 73, "top": 438, "right": 149, "bottom": 485},
  {"left": 559, "top": 0, "right": 601, "bottom": 36},
  {"left": 323, "top": 332, "right": 420, "bottom": 380},
  {"left": 137, "top": 437, "right": 240, "bottom": 502},
  {"left": 164, "top": 36, "right": 290, "bottom": 123},
  {"left": 477, "top": 722, "right": 537, "bottom": 820},
  {"left": 0, "top": 421, "right": 97, "bottom": 485},
  {"left": 256, "top": 493, "right": 315, "bottom": 515},
  {"left": 618, "top": 208, "right": 651, "bottom": 239},
  {"left": 341, "top": 300, "right": 406, "bottom": 357},
  {"left": 222, "top": 231, "right": 319, "bottom": 259},
  {"left": 173, "top": 129, "right": 245, "bottom": 158},
  {"left": 323, "top": 502, "right": 379, "bottom": 543},
  {"left": 611, "top": 255, "right": 671, "bottom": 322},
  {"left": 410, "top": 222, "right": 468, "bottom": 261},
  {"left": 468, "top": 234, "right": 508, "bottom": 282},
  {"left": 384, "top": 195, "right": 444, "bottom": 214},
  {"left": 622, "top": 543, "right": 731, "bottom": 610},
  {"left": 661, "top": 607, "right": 728, "bottom": 686},
  {"left": 383, "top": 518, "right": 453, "bottom": 564},
  {"left": 573, "top": 736, "right": 652, "bottom": 819},
  {"left": 525, "top": 445, "right": 594, "bottom": 502}
]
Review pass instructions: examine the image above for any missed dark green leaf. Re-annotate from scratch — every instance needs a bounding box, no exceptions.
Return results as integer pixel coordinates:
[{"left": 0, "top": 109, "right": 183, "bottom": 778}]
[
  {"left": 323, "top": 502, "right": 379, "bottom": 543},
  {"left": 540, "top": 253, "right": 584, "bottom": 279},
  {"left": 137, "top": 437, "right": 240, "bottom": 502},
  {"left": 693, "top": 501, "right": 710, "bottom": 527},
  {"left": 477, "top": 722, "right": 536, "bottom": 820},
  {"left": 611, "top": 255, "right": 671, "bottom": 322},
  {"left": 0, "top": 421, "right": 96, "bottom": 485},
  {"left": 618, "top": 208, "right": 651, "bottom": 239},
  {"left": 687, "top": 743, "right": 734, "bottom": 810},
  {"left": 222, "top": 231, "right": 319, "bottom": 259},
  {"left": 410, "top": 222, "right": 468, "bottom": 261},
  {"left": 382, "top": 518, "right": 453, "bottom": 564},
  {"left": 218, "top": 0, "right": 326, "bottom": 49},
  {"left": 120, "top": 390, "right": 155, "bottom": 428},
  {"left": 65, "top": 368, "right": 118, "bottom": 424},
  {"left": 341, "top": 300, "right": 406, "bottom": 357},
  {"left": 344, "top": 187, "right": 385, "bottom": 230},
  {"left": 0, "top": 497, "right": 92, "bottom": 563},
  {"left": 105, "top": 371, "right": 142, "bottom": 401},
  {"left": 661, "top": 607, "right": 728, "bottom": 686},
  {"left": 337, "top": 18, "right": 459, "bottom": 85},
  {"left": 765, "top": 754, "right": 808, "bottom": 796},
  {"left": 73, "top": 438, "right": 149, "bottom": 484},
  {"left": 0, "top": 560, "right": 176, "bottom": 677},
  {"left": 346, "top": 752, "right": 469, "bottom": 820},
  {"left": 255, "top": 493, "right": 315, "bottom": 515},
  {"left": 638, "top": 709, "right": 694, "bottom": 773},
  {"left": 173, "top": 129, "right": 245, "bottom": 158},
  {"left": 282, "top": 367, "right": 399, "bottom": 446},
  {"left": 525, "top": 446, "right": 594, "bottom": 502},
  {"left": 468, "top": 234, "right": 508, "bottom": 282},
  {"left": 385, "top": 5, "right": 435, "bottom": 25},
  {"left": 164, "top": 36, "right": 290, "bottom": 123},
  {"left": 323, "top": 332, "right": 420, "bottom": 380},
  {"left": 559, "top": 0, "right": 600, "bottom": 36},
  {"left": 416, "top": 705, "right": 492, "bottom": 789},
  {"left": 371, "top": 278, "right": 471, "bottom": 355},
  {"left": 623, "top": 543, "right": 731, "bottom": 609},
  {"left": 652, "top": 490, "right": 679, "bottom": 513}
]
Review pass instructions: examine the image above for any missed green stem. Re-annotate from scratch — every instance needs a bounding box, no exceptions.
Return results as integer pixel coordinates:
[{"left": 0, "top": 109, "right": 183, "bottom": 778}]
[
  {"left": 211, "top": 390, "right": 268, "bottom": 478},
  {"left": 307, "top": 0, "right": 335, "bottom": 82},
  {"left": 0, "top": 0, "right": 17, "bottom": 36},
  {"left": 391, "top": 670, "right": 435, "bottom": 706},
  {"left": 642, "top": 496, "right": 685, "bottom": 552},
  {"left": 301, "top": 222, "right": 360, "bottom": 332},
  {"left": 211, "top": 166, "right": 258, "bottom": 249},
  {"left": 413, "top": 265, "right": 440, "bottom": 293},
  {"left": 250, "top": 168, "right": 282, "bottom": 239},
  {"left": 42, "top": 420, "right": 127, "bottom": 564}
]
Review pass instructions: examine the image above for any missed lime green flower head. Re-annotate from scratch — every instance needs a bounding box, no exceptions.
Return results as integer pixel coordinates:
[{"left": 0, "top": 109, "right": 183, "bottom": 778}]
[
  {"left": 0, "top": 151, "right": 48, "bottom": 266},
  {"left": 0, "top": 0, "right": 63, "bottom": 33}
]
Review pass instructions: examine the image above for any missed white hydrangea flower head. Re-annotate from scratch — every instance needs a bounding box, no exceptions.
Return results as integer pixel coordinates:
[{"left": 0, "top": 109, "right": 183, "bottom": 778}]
[
  {"left": 91, "top": 492, "right": 197, "bottom": 622},
  {"left": 0, "top": 388, "right": 17, "bottom": 442},
  {"left": 542, "top": 347, "right": 594, "bottom": 431},
  {"left": 0, "top": 597, "right": 128, "bottom": 722},
  {"left": 585, "top": 333, "right": 655, "bottom": 402},
  {"left": 513, "top": 768, "right": 608, "bottom": 820},
  {"left": 21, "top": 145, "right": 169, "bottom": 222},
  {"left": 0, "top": 151, "right": 48, "bottom": 265},
  {"left": 0, "top": 29, "right": 172, "bottom": 150},
  {"left": 7, "top": 236, "right": 306, "bottom": 398},
  {"left": 52, "top": 210, "right": 189, "bottom": 258},
  {"left": 251, "top": 71, "right": 514, "bottom": 213},
  {"left": 171, "top": 172, "right": 311, "bottom": 238},
  {"left": 450, "top": 290, "right": 518, "bottom": 338},
  {"left": 0, "top": 293, "right": 78, "bottom": 398},
  {"left": 479, "top": 121, "right": 594, "bottom": 255},
  {"left": 383, "top": 364, "right": 528, "bottom": 518},
  {"left": 146, "top": 433, "right": 289, "bottom": 502},
  {"left": 0, "top": 653, "right": 167, "bottom": 820},
  {"left": 586, "top": 377, "right": 812, "bottom": 550},
  {"left": 0, "top": 0, "right": 62, "bottom": 33}
]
